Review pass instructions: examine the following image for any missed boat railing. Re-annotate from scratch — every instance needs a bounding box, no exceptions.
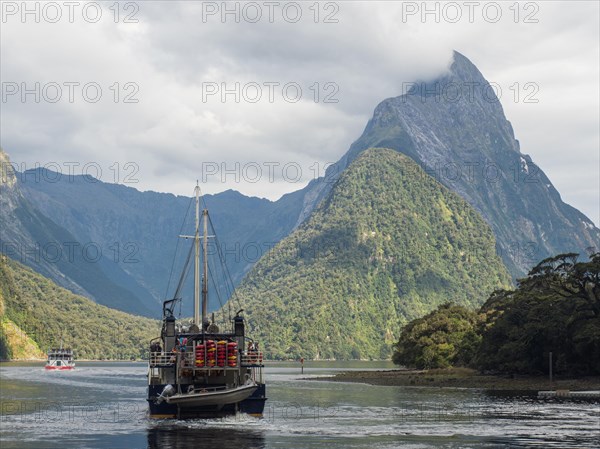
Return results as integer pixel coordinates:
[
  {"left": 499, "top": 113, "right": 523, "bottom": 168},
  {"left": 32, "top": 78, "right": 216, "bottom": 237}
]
[
  {"left": 48, "top": 348, "right": 73, "bottom": 358},
  {"left": 47, "top": 354, "right": 74, "bottom": 360},
  {"left": 149, "top": 351, "right": 175, "bottom": 367},
  {"left": 150, "top": 350, "right": 264, "bottom": 368},
  {"left": 241, "top": 351, "right": 264, "bottom": 366}
]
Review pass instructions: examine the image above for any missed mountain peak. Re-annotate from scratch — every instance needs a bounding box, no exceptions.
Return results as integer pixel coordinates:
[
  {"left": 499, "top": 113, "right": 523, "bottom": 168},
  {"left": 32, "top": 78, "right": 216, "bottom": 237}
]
[
  {"left": 449, "top": 50, "right": 490, "bottom": 83},
  {"left": 402, "top": 50, "right": 501, "bottom": 112},
  {"left": 451, "top": 50, "right": 482, "bottom": 73},
  {"left": 299, "top": 52, "right": 600, "bottom": 277}
]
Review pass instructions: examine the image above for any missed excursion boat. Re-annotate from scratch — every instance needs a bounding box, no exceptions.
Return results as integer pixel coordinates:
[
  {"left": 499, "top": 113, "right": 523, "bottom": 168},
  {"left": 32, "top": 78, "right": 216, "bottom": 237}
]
[
  {"left": 45, "top": 347, "right": 75, "bottom": 370},
  {"left": 147, "top": 184, "right": 267, "bottom": 419}
]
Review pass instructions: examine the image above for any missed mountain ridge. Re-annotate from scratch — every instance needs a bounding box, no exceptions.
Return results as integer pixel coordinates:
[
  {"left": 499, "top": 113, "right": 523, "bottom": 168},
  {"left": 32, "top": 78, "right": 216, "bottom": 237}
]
[
  {"left": 11, "top": 153, "right": 305, "bottom": 317},
  {"left": 1, "top": 150, "right": 154, "bottom": 316}
]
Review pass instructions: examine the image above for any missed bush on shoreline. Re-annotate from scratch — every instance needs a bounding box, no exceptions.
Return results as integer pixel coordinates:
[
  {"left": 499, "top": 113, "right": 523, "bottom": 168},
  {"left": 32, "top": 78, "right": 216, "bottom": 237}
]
[{"left": 391, "top": 303, "right": 480, "bottom": 369}]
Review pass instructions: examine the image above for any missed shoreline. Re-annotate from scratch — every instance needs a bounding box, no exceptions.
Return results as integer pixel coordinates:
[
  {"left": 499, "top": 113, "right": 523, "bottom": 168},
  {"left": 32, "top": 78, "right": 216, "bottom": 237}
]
[{"left": 310, "top": 367, "right": 600, "bottom": 391}]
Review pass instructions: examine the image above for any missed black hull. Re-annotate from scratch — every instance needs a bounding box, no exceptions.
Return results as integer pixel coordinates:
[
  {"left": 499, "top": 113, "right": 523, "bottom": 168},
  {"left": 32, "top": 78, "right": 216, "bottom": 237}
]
[{"left": 148, "top": 383, "right": 267, "bottom": 419}]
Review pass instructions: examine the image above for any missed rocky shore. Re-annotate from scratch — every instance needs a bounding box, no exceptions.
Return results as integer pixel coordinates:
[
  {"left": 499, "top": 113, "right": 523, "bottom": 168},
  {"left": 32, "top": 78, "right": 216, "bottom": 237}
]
[{"left": 311, "top": 367, "right": 600, "bottom": 391}]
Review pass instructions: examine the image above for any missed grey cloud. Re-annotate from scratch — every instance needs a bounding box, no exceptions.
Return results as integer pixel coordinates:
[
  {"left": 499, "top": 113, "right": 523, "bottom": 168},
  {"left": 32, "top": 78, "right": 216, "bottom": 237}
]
[{"left": 1, "top": 1, "right": 598, "bottom": 224}]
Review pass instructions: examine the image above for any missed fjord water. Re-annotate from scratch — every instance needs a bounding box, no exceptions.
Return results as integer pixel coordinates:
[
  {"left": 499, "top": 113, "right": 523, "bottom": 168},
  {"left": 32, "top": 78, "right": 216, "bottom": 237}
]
[{"left": 0, "top": 362, "right": 597, "bottom": 449}]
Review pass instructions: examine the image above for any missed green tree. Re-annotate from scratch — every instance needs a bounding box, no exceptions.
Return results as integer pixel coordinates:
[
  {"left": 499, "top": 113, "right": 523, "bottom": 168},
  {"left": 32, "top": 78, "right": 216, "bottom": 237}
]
[
  {"left": 392, "top": 303, "right": 480, "bottom": 369},
  {"left": 476, "top": 253, "right": 600, "bottom": 375}
]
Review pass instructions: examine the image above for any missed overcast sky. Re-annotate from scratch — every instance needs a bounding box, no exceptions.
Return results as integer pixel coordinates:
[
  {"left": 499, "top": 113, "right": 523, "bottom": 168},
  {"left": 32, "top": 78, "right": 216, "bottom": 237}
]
[{"left": 1, "top": 1, "right": 598, "bottom": 225}]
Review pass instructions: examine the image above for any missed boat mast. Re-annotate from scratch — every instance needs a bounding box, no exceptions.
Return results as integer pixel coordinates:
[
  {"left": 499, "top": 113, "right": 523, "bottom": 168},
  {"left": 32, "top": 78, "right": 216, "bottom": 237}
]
[
  {"left": 180, "top": 182, "right": 213, "bottom": 329},
  {"left": 202, "top": 208, "right": 208, "bottom": 326},
  {"left": 194, "top": 183, "right": 201, "bottom": 326}
]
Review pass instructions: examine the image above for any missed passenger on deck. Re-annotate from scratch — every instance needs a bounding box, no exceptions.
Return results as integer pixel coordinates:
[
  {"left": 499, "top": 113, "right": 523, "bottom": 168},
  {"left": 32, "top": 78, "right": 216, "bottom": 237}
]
[{"left": 169, "top": 347, "right": 178, "bottom": 364}]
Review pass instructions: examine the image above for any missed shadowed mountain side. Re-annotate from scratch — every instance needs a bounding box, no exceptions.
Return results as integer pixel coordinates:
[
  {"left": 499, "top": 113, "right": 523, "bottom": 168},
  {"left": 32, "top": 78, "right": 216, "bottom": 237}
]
[
  {"left": 14, "top": 162, "right": 305, "bottom": 317},
  {"left": 1, "top": 151, "right": 153, "bottom": 316}
]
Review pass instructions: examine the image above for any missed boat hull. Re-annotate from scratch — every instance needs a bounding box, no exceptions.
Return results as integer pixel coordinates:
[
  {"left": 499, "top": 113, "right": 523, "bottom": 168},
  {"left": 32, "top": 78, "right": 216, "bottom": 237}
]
[
  {"left": 44, "top": 365, "right": 75, "bottom": 370},
  {"left": 148, "top": 383, "right": 267, "bottom": 419}
]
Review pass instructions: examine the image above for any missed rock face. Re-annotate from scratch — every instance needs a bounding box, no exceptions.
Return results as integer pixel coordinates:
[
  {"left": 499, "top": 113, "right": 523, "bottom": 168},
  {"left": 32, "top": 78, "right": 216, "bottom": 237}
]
[
  {"left": 234, "top": 149, "right": 511, "bottom": 360},
  {"left": 1, "top": 150, "right": 85, "bottom": 299},
  {"left": 297, "top": 52, "right": 600, "bottom": 277},
  {"left": 1, "top": 149, "right": 153, "bottom": 316}
]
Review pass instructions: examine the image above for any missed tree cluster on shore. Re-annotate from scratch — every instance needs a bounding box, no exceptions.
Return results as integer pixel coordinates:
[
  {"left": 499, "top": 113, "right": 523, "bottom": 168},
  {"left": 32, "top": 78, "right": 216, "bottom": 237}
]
[{"left": 392, "top": 253, "right": 600, "bottom": 376}]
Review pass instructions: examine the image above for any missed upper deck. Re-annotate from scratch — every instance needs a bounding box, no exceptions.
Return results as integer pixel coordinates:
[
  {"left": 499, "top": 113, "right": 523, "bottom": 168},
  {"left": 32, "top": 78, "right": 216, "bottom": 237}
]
[{"left": 47, "top": 348, "right": 74, "bottom": 360}]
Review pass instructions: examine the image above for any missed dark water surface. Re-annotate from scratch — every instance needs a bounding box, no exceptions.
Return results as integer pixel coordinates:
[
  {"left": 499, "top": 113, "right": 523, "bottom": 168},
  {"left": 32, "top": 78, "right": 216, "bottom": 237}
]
[{"left": 0, "top": 361, "right": 598, "bottom": 448}]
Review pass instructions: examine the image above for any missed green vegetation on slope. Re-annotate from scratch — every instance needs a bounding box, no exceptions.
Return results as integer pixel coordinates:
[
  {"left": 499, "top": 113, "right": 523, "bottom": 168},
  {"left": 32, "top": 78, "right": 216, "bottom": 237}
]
[
  {"left": 393, "top": 253, "right": 600, "bottom": 376},
  {"left": 0, "top": 257, "right": 43, "bottom": 359},
  {"left": 0, "top": 318, "right": 45, "bottom": 360},
  {"left": 233, "top": 148, "right": 511, "bottom": 360},
  {"left": 0, "top": 255, "right": 160, "bottom": 360}
]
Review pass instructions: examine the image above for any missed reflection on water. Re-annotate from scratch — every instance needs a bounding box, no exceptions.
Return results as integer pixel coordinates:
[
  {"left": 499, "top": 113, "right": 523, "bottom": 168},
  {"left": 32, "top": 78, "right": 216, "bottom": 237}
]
[
  {"left": 1, "top": 361, "right": 598, "bottom": 449},
  {"left": 147, "top": 426, "right": 265, "bottom": 449}
]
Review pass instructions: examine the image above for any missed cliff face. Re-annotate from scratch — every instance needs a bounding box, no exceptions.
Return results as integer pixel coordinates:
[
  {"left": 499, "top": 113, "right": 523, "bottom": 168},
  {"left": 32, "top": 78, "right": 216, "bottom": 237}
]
[
  {"left": 1, "top": 149, "right": 153, "bottom": 316},
  {"left": 1, "top": 149, "right": 26, "bottom": 250},
  {"left": 296, "top": 52, "right": 600, "bottom": 277},
  {"left": 1, "top": 149, "right": 84, "bottom": 297}
]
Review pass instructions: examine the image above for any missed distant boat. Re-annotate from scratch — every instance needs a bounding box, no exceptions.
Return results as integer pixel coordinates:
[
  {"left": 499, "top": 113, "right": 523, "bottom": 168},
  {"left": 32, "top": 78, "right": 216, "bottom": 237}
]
[
  {"left": 45, "top": 347, "right": 75, "bottom": 370},
  {"left": 146, "top": 183, "right": 267, "bottom": 419}
]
